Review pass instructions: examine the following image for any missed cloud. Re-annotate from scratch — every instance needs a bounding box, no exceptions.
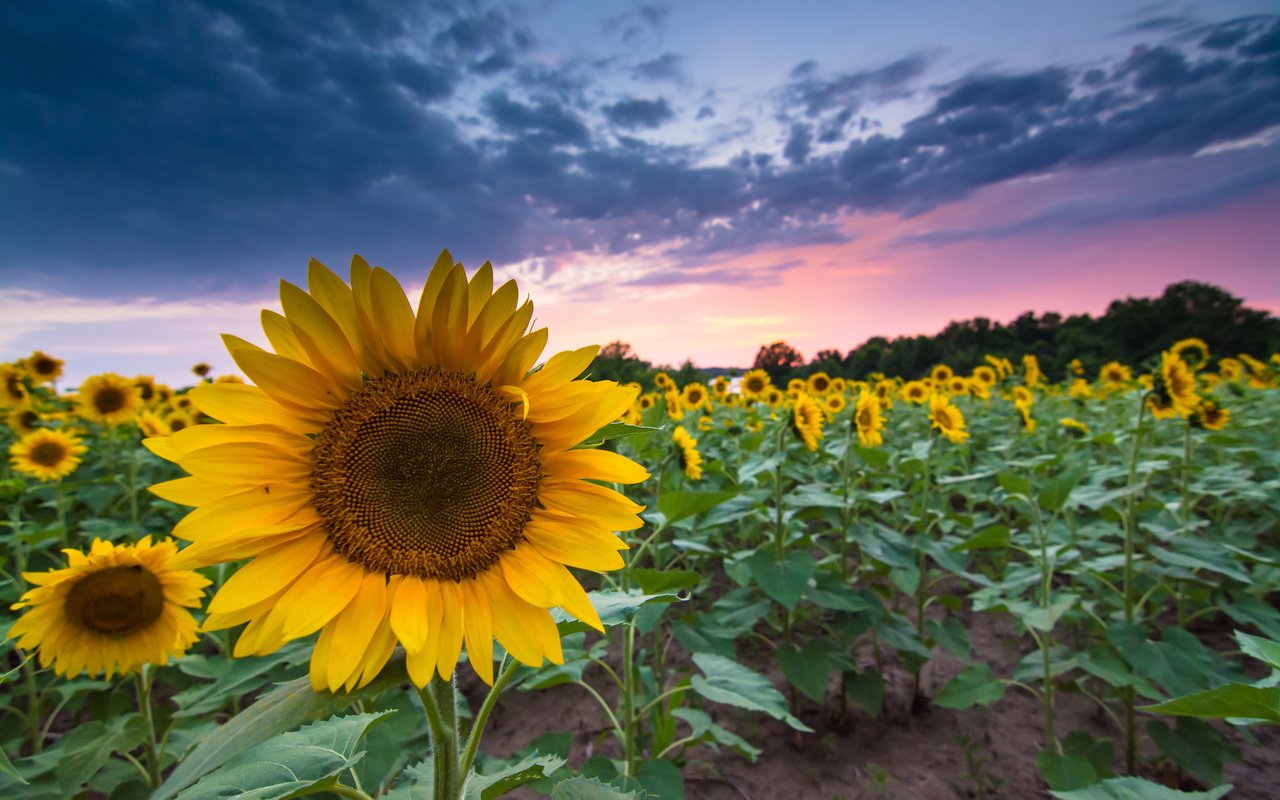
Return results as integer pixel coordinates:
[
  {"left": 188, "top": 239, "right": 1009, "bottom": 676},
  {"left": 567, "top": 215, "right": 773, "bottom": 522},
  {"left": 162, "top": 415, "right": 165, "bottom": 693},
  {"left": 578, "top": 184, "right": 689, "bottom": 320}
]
[
  {"left": 602, "top": 97, "right": 675, "bottom": 129},
  {"left": 633, "top": 53, "right": 685, "bottom": 83}
]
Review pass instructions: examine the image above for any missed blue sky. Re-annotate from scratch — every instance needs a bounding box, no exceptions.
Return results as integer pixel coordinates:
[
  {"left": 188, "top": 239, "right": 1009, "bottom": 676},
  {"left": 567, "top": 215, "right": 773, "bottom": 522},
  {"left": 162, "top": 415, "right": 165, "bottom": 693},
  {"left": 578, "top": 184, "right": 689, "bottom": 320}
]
[{"left": 1, "top": 0, "right": 1277, "bottom": 385}]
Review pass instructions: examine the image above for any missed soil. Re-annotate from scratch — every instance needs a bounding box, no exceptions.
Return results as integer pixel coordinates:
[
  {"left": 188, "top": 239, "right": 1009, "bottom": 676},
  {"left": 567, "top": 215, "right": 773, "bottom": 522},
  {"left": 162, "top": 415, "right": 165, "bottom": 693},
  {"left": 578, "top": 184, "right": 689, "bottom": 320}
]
[{"left": 471, "top": 607, "right": 1280, "bottom": 800}]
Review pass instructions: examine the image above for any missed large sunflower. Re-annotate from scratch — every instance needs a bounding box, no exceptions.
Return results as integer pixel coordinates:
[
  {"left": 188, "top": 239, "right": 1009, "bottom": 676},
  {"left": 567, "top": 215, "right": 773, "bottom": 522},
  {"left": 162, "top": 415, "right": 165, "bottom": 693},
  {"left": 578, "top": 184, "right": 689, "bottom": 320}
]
[
  {"left": 78, "top": 373, "right": 143, "bottom": 426},
  {"left": 146, "top": 252, "right": 647, "bottom": 691},
  {"left": 740, "top": 369, "right": 771, "bottom": 400},
  {"left": 854, "top": 390, "right": 883, "bottom": 448},
  {"left": 9, "top": 428, "right": 87, "bottom": 482},
  {"left": 8, "top": 537, "right": 209, "bottom": 678},
  {"left": 23, "top": 351, "right": 64, "bottom": 384},
  {"left": 1156, "top": 351, "right": 1199, "bottom": 417}
]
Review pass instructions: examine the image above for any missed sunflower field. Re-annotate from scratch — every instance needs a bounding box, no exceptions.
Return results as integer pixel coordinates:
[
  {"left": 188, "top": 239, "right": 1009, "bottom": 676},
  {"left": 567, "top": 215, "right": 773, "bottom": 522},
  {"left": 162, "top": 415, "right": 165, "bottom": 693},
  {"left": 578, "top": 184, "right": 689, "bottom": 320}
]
[{"left": 1, "top": 255, "right": 1278, "bottom": 800}]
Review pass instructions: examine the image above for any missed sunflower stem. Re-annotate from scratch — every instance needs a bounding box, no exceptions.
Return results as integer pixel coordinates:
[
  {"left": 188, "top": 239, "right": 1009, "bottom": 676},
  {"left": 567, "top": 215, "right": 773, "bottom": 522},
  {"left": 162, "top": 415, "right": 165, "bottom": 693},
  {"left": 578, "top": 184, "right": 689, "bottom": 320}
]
[
  {"left": 1120, "top": 393, "right": 1148, "bottom": 775},
  {"left": 457, "top": 656, "right": 519, "bottom": 787},
  {"left": 53, "top": 481, "right": 69, "bottom": 547},
  {"left": 126, "top": 438, "right": 139, "bottom": 527},
  {"left": 912, "top": 431, "right": 935, "bottom": 709},
  {"left": 419, "top": 676, "right": 460, "bottom": 800},
  {"left": 621, "top": 618, "right": 638, "bottom": 777},
  {"left": 134, "top": 665, "right": 162, "bottom": 788}
]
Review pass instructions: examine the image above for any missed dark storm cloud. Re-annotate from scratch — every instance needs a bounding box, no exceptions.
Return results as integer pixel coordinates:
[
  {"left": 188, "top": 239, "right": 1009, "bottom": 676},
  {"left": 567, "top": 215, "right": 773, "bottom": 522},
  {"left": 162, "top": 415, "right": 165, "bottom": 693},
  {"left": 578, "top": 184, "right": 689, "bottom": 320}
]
[
  {"left": 1, "top": 2, "right": 1277, "bottom": 296},
  {"left": 602, "top": 98, "right": 675, "bottom": 129}
]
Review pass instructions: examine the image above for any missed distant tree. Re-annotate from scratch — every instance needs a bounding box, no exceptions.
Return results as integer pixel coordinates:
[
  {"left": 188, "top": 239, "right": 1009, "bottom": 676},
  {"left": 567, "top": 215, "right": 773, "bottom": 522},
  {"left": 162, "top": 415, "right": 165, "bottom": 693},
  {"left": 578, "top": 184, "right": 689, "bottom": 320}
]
[
  {"left": 589, "top": 340, "right": 652, "bottom": 385},
  {"left": 807, "top": 348, "right": 846, "bottom": 376},
  {"left": 674, "top": 359, "right": 702, "bottom": 387},
  {"left": 753, "top": 341, "right": 805, "bottom": 381}
]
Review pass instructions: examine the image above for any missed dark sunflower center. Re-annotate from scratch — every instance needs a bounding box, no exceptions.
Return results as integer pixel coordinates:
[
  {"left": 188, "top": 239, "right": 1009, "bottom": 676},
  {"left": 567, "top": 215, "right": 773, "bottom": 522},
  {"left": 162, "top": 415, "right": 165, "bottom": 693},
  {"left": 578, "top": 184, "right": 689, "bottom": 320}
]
[
  {"left": 30, "top": 441, "right": 65, "bottom": 467},
  {"left": 5, "top": 375, "right": 23, "bottom": 398},
  {"left": 94, "top": 388, "right": 126, "bottom": 414},
  {"left": 138, "top": 383, "right": 155, "bottom": 401},
  {"left": 311, "top": 368, "right": 541, "bottom": 581},
  {"left": 34, "top": 358, "right": 56, "bottom": 376},
  {"left": 65, "top": 565, "right": 165, "bottom": 637}
]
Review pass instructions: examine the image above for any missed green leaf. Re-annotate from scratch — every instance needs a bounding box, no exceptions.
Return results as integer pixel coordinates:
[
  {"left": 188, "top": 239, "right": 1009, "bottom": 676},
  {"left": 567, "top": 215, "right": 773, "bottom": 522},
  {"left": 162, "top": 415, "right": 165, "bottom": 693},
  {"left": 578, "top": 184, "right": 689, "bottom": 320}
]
[
  {"left": 670, "top": 708, "right": 761, "bottom": 762},
  {"left": 551, "top": 776, "right": 640, "bottom": 799},
  {"left": 690, "top": 653, "right": 812, "bottom": 732},
  {"left": 154, "top": 657, "right": 412, "bottom": 800},
  {"left": 843, "top": 669, "right": 884, "bottom": 717},
  {"left": 554, "top": 589, "right": 683, "bottom": 635},
  {"left": 22, "top": 714, "right": 146, "bottom": 795},
  {"left": 1142, "top": 683, "right": 1280, "bottom": 723},
  {"left": 1237, "top": 631, "right": 1280, "bottom": 670},
  {"left": 746, "top": 549, "right": 815, "bottom": 610},
  {"left": 628, "top": 568, "right": 700, "bottom": 595},
  {"left": 175, "top": 712, "right": 392, "bottom": 800},
  {"left": 952, "top": 524, "right": 1010, "bottom": 552},
  {"left": 927, "top": 617, "right": 972, "bottom": 659},
  {"left": 635, "top": 758, "right": 684, "bottom": 800},
  {"left": 1038, "top": 466, "right": 1087, "bottom": 511},
  {"left": 933, "top": 664, "right": 1006, "bottom": 710},
  {"left": 656, "top": 490, "right": 736, "bottom": 526},
  {"left": 381, "top": 760, "right": 433, "bottom": 799},
  {"left": 1011, "top": 594, "right": 1079, "bottom": 633},
  {"left": 997, "top": 472, "right": 1031, "bottom": 496},
  {"left": 1145, "top": 718, "right": 1240, "bottom": 787},
  {"left": 1037, "top": 750, "right": 1099, "bottom": 792},
  {"left": 576, "top": 422, "right": 662, "bottom": 449},
  {"left": 465, "top": 752, "right": 567, "bottom": 800},
  {"left": 777, "top": 640, "right": 832, "bottom": 702},
  {"left": 1049, "top": 776, "right": 1231, "bottom": 800},
  {"left": 0, "top": 747, "right": 24, "bottom": 785},
  {"left": 173, "top": 642, "right": 310, "bottom": 717}
]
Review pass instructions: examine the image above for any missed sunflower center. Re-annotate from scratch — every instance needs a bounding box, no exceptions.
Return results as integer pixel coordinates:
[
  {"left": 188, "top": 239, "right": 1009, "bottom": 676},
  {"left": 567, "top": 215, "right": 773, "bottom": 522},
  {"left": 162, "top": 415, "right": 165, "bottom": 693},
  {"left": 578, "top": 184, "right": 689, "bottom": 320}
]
[
  {"left": 65, "top": 565, "right": 165, "bottom": 638},
  {"left": 311, "top": 368, "right": 541, "bottom": 581},
  {"left": 34, "top": 357, "right": 56, "bottom": 376},
  {"left": 94, "top": 388, "right": 126, "bottom": 414},
  {"left": 29, "top": 441, "right": 66, "bottom": 467}
]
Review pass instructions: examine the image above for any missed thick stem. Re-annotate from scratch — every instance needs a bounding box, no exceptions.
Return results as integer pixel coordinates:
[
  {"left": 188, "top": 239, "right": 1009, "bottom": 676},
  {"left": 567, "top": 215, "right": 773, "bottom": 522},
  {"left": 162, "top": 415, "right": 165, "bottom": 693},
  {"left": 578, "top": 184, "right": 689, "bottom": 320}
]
[
  {"left": 621, "top": 620, "right": 638, "bottom": 777},
  {"left": 134, "top": 667, "right": 162, "bottom": 788},
  {"left": 458, "top": 658, "right": 520, "bottom": 784},
  {"left": 418, "top": 677, "right": 460, "bottom": 800}
]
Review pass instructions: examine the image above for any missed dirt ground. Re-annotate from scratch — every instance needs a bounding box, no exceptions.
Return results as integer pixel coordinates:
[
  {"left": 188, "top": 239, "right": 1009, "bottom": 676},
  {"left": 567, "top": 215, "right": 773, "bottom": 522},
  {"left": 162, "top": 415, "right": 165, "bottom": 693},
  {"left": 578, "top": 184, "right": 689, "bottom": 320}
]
[{"left": 474, "top": 609, "right": 1279, "bottom": 800}]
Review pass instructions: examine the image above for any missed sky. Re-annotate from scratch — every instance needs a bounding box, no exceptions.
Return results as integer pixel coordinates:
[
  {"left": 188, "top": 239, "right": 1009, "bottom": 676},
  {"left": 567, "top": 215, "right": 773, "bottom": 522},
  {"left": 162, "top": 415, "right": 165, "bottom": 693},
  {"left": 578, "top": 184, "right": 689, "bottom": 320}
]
[{"left": 2, "top": 0, "right": 1278, "bottom": 387}]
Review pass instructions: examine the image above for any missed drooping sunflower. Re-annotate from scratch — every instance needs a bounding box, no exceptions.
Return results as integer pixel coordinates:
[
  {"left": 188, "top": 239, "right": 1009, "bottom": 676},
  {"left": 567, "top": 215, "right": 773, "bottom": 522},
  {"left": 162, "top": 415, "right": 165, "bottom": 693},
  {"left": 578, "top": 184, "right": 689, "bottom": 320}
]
[
  {"left": 984, "top": 354, "right": 1012, "bottom": 379},
  {"left": 1068, "top": 378, "right": 1093, "bottom": 400},
  {"left": 0, "top": 363, "right": 28, "bottom": 408},
  {"left": 1060, "top": 418, "right": 1089, "bottom": 437},
  {"left": 1170, "top": 338, "right": 1210, "bottom": 370},
  {"left": 77, "top": 373, "right": 143, "bottom": 426},
  {"left": 791, "top": 392, "right": 824, "bottom": 451},
  {"left": 1068, "top": 358, "right": 1084, "bottom": 376},
  {"left": 147, "top": 252, "right": 647, "bottom": 691},
  {"left": 854, "top": 390, "right": 883, "bottom": 448},
  {"left": 8, "top": 537, "right": 209, "bottom": 678},
  {"left": 672, "top": 425, "right": 703, "bottom": 481},
  {"left": 9, "top": 429, "right": 87, "bottom": 482},
  {"left": 740, "top": 369, "right": 771, "bottom": 399},
  {"left": 1190, "top": 399, "right": 1230, "bottom": 431},
  {"left": 697, "top": 415, "right": 714, "bottom": 432},
  {"left": 1015, "top": 400, "right": 1036, "bottom": 433},
  {"left": 929, "top": 394, "right": 969, "bottom": 444},
  {"left": 1156, "top": 351, "right": 1199, "bottom": 417},
  {"left": 1022, "top": 354, "right": 1043, "bottom": 388},
  {"left": 23, "top": 351, "right": 64, "bottom": 384},
  {"left": 807, "top": 372, "right": 832, "bottom": 395}
]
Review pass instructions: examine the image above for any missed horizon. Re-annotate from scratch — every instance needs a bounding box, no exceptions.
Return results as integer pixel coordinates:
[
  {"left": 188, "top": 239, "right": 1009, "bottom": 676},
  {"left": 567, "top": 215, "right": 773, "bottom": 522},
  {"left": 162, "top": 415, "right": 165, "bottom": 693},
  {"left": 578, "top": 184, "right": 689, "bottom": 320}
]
[{"left": 2, "top": 1, "right": 1278, "bottom": 388}]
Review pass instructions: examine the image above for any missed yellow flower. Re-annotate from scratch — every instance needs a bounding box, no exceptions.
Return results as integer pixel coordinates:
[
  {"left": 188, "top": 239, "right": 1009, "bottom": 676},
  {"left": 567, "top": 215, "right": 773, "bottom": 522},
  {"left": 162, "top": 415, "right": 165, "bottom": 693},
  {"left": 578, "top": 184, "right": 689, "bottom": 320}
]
[
  {"left": 672, "top": 426, "right": 703, "bottom": 481},
  {"left": 7, "top": 537, "right": 209, "bottom": 678},
  {"left": 215, "top": 374, "right": 245, "bottom": 384},
  {"left": 639, "top": 392, "right": 658, "bottom": 411},
  {"left": 829, "top": 377, "right": 847, "bottom": 395},
  {"left": 984, "top": 354, "right": 1012, "bottom": 379},
  {"left": 9, "top": 429, "right": 87, "bottom": 482},
  {"left": 1156, "top": 351, "right": 1199, "bottom": 417},
  {"left": 824, "top": 392, "right": 847, "bottom": 417},
  {"left": 192, "top": 362, "right": 212, "bottom": 378},
  {"left": 146, "top": 252, "right": 647, "bottom": 691},
  {"left": 1015, "top": 400, "right": 1036, "bottom": 433},
  {"left": 654, "top": 371, "right": 674, "bottom": 391},
  {"left": 972, "top": 366, "right": 998, "bottom": 388},
  {"left": 681, "top": 382, "right": 708, "bottom": 410},
  {"left": 1099, "top": 361, "right": 1132, "bottom": 386},
  {"left": 1239, "top": 353, "right": 1275, "bottom": 389},
  {"left": 1190, "top": 399, "right": 1230, "bottom": 431},
  {"left": 807, "top": 372, "right": 832, "bottom": 395},
  {"left": 133, "top": 375, "right": 159, "bottom": 405},
  {"left": 1170, "top": 338, "right": 1209, "bottom": 370},
  {"left": 164, "top": 411, "right": 195, "bottom": 433},
  {"left": 855, "top": 390, "right": 883, "bottom": 448},
  {"left": 77, "top": 373, "right": 143, "bottom": 426},
  {"left": 1068, "top": 378, "right": 1092, "bottom": 400},
  {"left": 664, "top": 389, "right": 685, "bottom": 420},
  {"left": 930, "top": 364, "right": 953, "bottom": 383},
  {"left": 1217, "top": 358, "right": 1243, "bottom": 382},
  {"left": 791, "top": 392, "right": 824, "bottom": 451},
  {"left": 1146, "top": 394, "right": 1179, "bottom": 420},
  {"left": 763, "top": 387, "right": 785, "bottom": 408},
  {"left": 740, "top": 369, "right": 771, "bottom": 399},
  {"left": 22, "top": 351, "right": 64, "bottom": 384},
  {"left": 136, "top": 410, "right": 171, "bottom": 438},
  {"left": 900, "top": 380, "right": 930, "bottom": 405},
  {"left": 1059, "top": 418, "right": 1089, "bottom": 437},
  {"left": 1022, "top": 354, "right": 1042, "bottom": 388},
  {"left": 947, "top": 376, "right": 970, "bottom": 396},
  {"left": 929, "top": 394, "right": 969, "bottom": 444},
  {"left": 711, "top": 375, "right": 730, "bottom": 396},
  {"left": 697, "top": 415, "right": 714, "bottom": 432},
  {"left": 875, "top": 379, "right": 896, "bottom": 409},
  {"left": 786, "top": 377, "right": 806, "bottom": 397},
  {"left": 1011, "top": 385, "right": 1034, "bottom": 407},
  {"left": 0, "top": 363, "right": 28, "bottom": 408},
  {"left": 5, "top": 406, "right": 42, "bottom": 436},
  {"left": 1068, "top": 358, "right": 1084, "bottom": 376}
]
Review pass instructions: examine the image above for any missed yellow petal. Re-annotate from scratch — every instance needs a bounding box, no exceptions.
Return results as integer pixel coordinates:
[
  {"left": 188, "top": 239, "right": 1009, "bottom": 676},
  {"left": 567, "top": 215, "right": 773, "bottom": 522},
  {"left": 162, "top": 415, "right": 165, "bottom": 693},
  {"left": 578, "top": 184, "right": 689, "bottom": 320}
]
[
  {"left": 274, "top": 554, "right": 366, "bottom": 639},
  {"left": 188, "top": 384, "right": 318, "bottom": 434},
  {"left": 466, "top": 262, "right": 494, "bottom": 327},
  {"left": 261, "top": 310, "right": 311, "bottom": 366},
  {"left": 280, "top": 280, "right": 362, "bottom": 390},
  {"left": 324, "top": 572, "right": 388, "bottom": 690},
  {"left": 223, "top": 334, "right": 343, "bottom": 417},
  {"left": 369, "top": 266, "right": 417, "bottom": 370},
  {"left": 390, "top": 575, "right": 434, "bottom": 654},
  {"left": 542, "top": 449, "right": 649, "bottom": 484},
  {"left": 207, "top": 534, "right": 327, "bottom": 615},
  {"left": 537, "top": 482, "right": 645, "bottom": 531},
  {"left": 522, "top": 346, "right": 599, "bottom": 395},
  {"left": 434, "top": 579, "right": 465, "bottom": 682},
  {"left": 492, "top": 328, "right": 548, "bottom": 389},
  {"left": 459, "top": 578, "right": 494, "bottom": 685}
]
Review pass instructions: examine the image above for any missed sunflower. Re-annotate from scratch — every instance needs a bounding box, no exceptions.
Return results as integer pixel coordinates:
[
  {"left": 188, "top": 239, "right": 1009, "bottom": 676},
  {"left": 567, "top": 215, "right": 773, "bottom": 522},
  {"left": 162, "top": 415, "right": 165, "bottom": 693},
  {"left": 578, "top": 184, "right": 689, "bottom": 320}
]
[
  {"left": 1170, "top": 338, "right": 1210, "bottom": 370},
  {"left": 740, "top": 369, "right": 771, "bottom": 399},
  {"left": 23, "top": 351, "right": 64, "bottom": 384},
  {"left": 136, "top": 410, "right": 171, "bottom": 438},
  {"left": 711, "top": 375, "right": 730, "bottom": 396},
  {"left": 697, "top": 415, "right": 714, "bottom": 432},
  {"left": 0, "top": 364, "right": 28, "bottom": 408},
  {"left": 829, "top": 377, "right": 847, "bottom": 395},
  {"left": 875, "top": 379, "right": 896, "bottom": 409},
  {"left": 930, "top": 394, "right": 969, "bottom": 444},
  {"left": 1015, "top": 400, "right": 1036, "bottom": 433},
  {"left": 1156, "top": 351, "right": 1199, "bottom": 417},
  {"left": 930, "top": 364, "right": 953, "bottom": 383},
  {"left": 1217, "top": 358, "right": 1243, "bottom": 382},
  {"left": 133, "top": 375, "right": 158, "bottom": 405},
  {"left": 791, "top": 392, "right": 824, "bottom": 451},
  {"left": 900, "top": 380, "right": 929, "bottom": 405},
  {"left": 984, "top": 354, "right": 1011, "bottom": 379},
  {"left": 1068, "top": 358, "right": 1084, "bottom": 376},
  {"left": 947, "top": 376, "right": 969, "bottom": 396},
  {"left": 147, "top": 252, "right": 647, "bottom": 691},
  {"left": 855, "top": 390, "right": 883, "bottom": 448},
  {"left": 807, "top": 372, "right": 832, "bottom": 395},
  {"left": 638, "top": 392, "right": 658, "bottom": 412},
  {"left": 823, "top": 392, "right": 846, "bottom": 417},
  {"left": 786, "top": 377, "right": 805, "bottom": 397},
  {"left": 78, "top": 373, "right": 143, "bottom": 426},
  {"left": 1190, "top": 399, "right": 1230, "bottom": 431},
  {"left": 972, "top": 365, "right": 997, "bottom": 388},
  {"left": 192, "top": 362, "right": 212, "bottom": 378},
  {"left": 672, "top": 426, "right": 703, "bottom": 481},
  {"left": 664, "top": 389, "right": 685, "bottom": 420},
  {"left": 763, "top": 387, "right": 785, "bottom": 408},
  {"left": 9, "top": 429, "right": 87, "bottom": 482},
  {"left": 6, "top": 406, "right": 42, "bottom": 436},
  {"left": 1099, "top": 361, "right": 1132, "bottom": 386},
  {"left": 1068, "top": 378, "right": 1093, "bottom": 400},
  {"left": 1060, "top": 418, "right": 1089, "bottom": 437},
  {"left": 653, "top": 371, "right": 674, "bottom": 391},
  {"left": 7, "top": 537, "right": 209, "bottom": 678},
  {"left": 1146, "top": 394, "right": 1179, "bottom": 420},
  {"left": 681, "top": 382, "right": 708, "bottom": 410},
  {"left": 164, "top": 411, "right": 194, "bottom": 433},
  {"left": 1011, "top": 385, "right": 1034, "bottom": 407},
  {"left": 1022, "top": 354, "right": 1043, "bottom": 388}
]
